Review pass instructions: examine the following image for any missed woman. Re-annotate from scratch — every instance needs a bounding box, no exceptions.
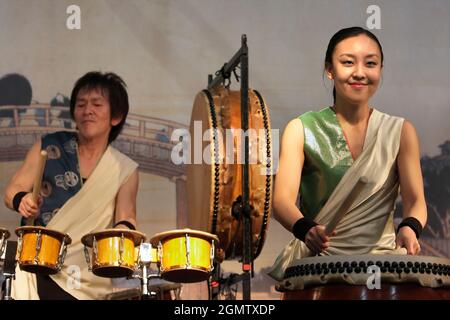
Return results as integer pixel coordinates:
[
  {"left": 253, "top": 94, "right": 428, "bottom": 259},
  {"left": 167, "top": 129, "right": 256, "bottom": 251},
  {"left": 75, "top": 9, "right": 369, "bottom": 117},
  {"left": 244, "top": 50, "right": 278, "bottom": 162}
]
[{"left": 269, "top": 27, "right": 427, "bottom": 281}]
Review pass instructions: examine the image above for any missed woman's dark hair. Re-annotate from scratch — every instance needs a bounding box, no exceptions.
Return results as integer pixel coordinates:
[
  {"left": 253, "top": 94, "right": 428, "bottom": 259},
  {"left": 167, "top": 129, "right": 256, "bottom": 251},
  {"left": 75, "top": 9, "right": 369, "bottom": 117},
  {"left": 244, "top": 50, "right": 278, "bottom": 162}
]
[
  {"left": 70, "top": 71, "right": 129, "bottom": 143},
  {"left": 325, "top": 27, "right": 384, "bottom": 103}
]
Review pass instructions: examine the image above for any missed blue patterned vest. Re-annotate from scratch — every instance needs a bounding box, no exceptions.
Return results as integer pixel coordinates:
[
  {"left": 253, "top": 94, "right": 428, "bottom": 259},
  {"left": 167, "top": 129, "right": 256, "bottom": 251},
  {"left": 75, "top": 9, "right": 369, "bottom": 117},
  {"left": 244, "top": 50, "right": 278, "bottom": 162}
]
[{"left": 22, "top": 131, "right": 82, "bottom": 226}]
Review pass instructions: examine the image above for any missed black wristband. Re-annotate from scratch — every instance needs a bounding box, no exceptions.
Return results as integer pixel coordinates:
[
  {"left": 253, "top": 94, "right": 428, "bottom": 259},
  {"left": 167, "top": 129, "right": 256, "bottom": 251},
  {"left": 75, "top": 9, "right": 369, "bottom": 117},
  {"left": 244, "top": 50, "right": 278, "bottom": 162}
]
[
  {"left": 397, "top": 217, "right": 423, "bottom": 239},
  {"left": 114, "top": 220, "right": 136, "bottom": 230},
  {"left": 13, "top": 191, "right": 28, "bottom": 212},
  {"left": 292, "top": 217, "right": 318, "bottom": 242}
]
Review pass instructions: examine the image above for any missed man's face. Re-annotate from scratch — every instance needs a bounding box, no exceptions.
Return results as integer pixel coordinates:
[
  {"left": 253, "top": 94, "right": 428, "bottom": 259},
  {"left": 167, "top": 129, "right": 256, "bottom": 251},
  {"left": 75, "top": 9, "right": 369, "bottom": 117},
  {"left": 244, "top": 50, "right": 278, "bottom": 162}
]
[{"left": 74, "top": 88, "right": 120, "bottom": 142}]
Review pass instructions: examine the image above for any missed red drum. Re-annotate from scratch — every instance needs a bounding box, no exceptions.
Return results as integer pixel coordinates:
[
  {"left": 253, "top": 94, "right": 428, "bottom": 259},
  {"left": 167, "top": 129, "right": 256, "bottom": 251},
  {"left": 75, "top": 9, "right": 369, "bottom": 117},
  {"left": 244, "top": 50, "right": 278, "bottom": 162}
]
[
  {"left": 281, "top": 254, "right": 450, "bottom": 300},
  {"left": 187, "top": 86, "right": 273, "bottom": 261}
]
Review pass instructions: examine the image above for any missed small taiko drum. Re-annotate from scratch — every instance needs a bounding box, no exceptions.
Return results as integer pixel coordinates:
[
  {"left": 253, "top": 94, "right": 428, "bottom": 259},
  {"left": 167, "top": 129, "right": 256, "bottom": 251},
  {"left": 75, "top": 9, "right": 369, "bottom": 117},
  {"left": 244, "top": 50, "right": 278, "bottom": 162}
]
[
  {"left": 81, "top": 229, "right": 146, "bottom": 278},
  {"left": 15, "top": 226, "right": 72, "bottom": 275},
  {"left": 0, "top": 227, "right": 11, "bottom": 260},
  {"left": 150, "top": 229, "right": 219, "bottom": 283},
  {"left": 280, "top": 254, "right": 450, "bottom": 300}
]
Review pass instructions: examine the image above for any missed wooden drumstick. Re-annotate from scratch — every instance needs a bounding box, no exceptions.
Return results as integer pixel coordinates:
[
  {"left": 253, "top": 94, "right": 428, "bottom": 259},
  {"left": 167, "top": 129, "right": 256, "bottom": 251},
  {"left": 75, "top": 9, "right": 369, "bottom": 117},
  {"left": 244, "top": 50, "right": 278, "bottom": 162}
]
[
  {"left": 26, "top": 150, "right": 47, "bottom": 226},
  {"left": 325, "top": 176, "right": 368, "bottom": 236}
]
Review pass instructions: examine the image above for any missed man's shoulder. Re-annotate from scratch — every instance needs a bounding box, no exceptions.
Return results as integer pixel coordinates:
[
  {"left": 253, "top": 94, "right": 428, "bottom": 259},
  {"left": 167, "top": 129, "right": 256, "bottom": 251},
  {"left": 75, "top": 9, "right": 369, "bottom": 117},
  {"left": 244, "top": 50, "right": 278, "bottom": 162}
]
[{"left": 108, "top": 146, "right": 138, "bottom": 169}]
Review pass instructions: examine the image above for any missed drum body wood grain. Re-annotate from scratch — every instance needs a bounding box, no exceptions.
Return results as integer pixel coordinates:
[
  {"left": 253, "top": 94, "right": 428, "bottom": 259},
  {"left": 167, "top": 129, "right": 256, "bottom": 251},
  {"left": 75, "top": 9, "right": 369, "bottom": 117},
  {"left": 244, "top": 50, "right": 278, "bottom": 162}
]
[{"left": 187, "top": 86, "right": 273, "bottom": 260}]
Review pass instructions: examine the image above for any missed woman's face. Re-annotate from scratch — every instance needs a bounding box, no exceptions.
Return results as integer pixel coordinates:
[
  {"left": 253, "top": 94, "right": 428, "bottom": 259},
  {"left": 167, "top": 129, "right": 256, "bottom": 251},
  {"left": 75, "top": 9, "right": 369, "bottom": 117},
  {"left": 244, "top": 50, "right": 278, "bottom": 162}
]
[{"left": 326, "top": 34, "right": 382, "bottom": 106}]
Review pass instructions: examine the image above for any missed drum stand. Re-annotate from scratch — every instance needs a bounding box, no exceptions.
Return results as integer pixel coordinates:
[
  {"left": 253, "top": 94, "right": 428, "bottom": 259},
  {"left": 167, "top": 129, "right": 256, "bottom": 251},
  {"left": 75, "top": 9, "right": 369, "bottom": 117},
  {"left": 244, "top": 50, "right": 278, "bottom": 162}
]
[
  {"left": 207, "top": 34, "right": 253, "bottom": 300},
  {"left": 1, "top": 241, "right": 17, "bottom": 300},
  {"left": 132, "top": 243, "right": 162, "bottom": 300}
]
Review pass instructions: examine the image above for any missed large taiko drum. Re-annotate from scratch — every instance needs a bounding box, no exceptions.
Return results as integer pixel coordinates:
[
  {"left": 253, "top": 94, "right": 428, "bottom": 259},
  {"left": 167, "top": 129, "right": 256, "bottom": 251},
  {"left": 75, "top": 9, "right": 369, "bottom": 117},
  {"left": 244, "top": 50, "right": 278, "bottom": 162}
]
[
  {"left": 150, "top": 229, "right": 219, "bottom": 283},
  {"left": 81, "top": 229, "right": 146, "bottom": 278},
  {"left": 280, "top": 254, "right": 450, "bottom": 300},
  {"left": 15, "top": 226, "right": 72, "bottom": 275},
  {"left": 187, "top": 85, "right": 273, "bottom": 260},
  {"left": 0, "top": 227, "right": 10, "bottom": 260}
]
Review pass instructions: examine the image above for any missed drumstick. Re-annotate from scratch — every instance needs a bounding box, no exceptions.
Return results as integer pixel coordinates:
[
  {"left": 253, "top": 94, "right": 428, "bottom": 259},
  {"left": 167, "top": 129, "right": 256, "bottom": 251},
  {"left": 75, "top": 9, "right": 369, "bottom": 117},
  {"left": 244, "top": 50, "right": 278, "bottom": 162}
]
[
  {"left": 325, "top": 176, "right": 368, "bottom": 236},
  {"left": 26, "top": 150, "right": 47, "bottom": 226}
]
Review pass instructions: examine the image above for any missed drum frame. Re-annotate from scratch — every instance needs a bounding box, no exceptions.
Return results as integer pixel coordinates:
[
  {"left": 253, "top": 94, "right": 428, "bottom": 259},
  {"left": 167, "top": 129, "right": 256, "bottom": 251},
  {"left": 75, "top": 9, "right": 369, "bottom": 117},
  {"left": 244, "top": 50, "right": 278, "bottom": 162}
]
[
  {"left": 0, "top": 227, "right": 10, "bottom": 259},
  {"left": 15, "top": 226, "right": 71, "bottom": 274},
  {"left": 280, "top": 254, "right": 450, "bottom": 299},
  {"left": 187, "top": 86, "right": 273, "bottom": 260},
  {"left": 157, "top": 233, "right": 216, "bottom": 274},
  {"left": 82, "top": 229, "right": 146, "bottom": 278},
  {"left": 151, "top": 229, "right": 219, "bottom": 283}
]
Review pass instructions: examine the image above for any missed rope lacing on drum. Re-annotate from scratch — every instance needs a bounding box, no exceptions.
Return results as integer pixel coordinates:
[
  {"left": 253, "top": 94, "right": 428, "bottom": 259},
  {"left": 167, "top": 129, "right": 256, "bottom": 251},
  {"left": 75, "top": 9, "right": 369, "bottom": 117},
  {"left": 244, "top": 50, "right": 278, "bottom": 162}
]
[
  {"left": 253, "top": 90, "right": 272, "bottom": 258},
  {"left": 202, "top": 90, "right": 220, "bottom": 235}
]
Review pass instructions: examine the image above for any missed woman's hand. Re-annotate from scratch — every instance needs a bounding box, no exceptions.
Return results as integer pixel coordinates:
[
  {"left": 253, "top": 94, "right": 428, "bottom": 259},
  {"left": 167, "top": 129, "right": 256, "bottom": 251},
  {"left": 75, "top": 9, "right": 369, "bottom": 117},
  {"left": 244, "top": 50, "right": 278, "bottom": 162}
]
[
  {"left": 396, "top": 226, "right": 421, "bottom": 255},
  {"left": 305, "top": 225, "right": 336, "bottom": 255}
]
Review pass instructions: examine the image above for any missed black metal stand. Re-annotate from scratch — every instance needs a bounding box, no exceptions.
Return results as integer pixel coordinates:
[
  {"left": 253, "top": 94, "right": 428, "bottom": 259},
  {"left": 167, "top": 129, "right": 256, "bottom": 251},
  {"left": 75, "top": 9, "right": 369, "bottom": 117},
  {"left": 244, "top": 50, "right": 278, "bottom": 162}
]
[
  {"left": 1, "top": 241, "right": 17, "bottom": 300},
  {"left": 207, "top": 34, "right": 253, "bottom": 300}
]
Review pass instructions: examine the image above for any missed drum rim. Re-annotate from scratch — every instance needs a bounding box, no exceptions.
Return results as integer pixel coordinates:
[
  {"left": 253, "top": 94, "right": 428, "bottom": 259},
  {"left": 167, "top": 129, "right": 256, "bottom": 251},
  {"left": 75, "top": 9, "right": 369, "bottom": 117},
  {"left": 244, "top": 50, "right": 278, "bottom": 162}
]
[
  {"left": 81, "top": 228, "right": 146, "bottom": 247},
  {"left": 18, "top": 259, "right": 58, "bottom": 268},
  {"left": 150, "top": 228, "right": 219, "bottom": 247},
  {"left": 161, "top": 264, "right": 212, "bottom": 273},
  {"left": 15, "top": 226, "right": 72, "bottom": 245},
  {"left": 290, "top": 254, "right": 450, "bottom": 266},
  {"left": 93, "top": 262, "right": 136, "bottom": 269},
  {"left": 1, "top": 227, "right": 10, "bottom": 240}
]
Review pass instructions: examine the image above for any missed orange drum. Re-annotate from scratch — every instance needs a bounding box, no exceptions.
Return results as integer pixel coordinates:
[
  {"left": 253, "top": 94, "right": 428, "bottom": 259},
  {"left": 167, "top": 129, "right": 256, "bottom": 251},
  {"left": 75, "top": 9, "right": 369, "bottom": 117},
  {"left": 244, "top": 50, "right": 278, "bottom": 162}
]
[
  {"left": 150, "top": 229, "right": 219, "bottom": 283},
  {"left": 15, "top": 226, "right": 72, "bottom": 275},
  {"left": 81, "top": 229, "right": 146, "bottom": 278},
  {"left": 280, "top": 254, "right": 450, "bottom": 300},
  {"left": 187, "top": 85, "right": 273, "bottom": 261},
  {"left": 1, "top": 227, "right": 10, "bottom": 260}
]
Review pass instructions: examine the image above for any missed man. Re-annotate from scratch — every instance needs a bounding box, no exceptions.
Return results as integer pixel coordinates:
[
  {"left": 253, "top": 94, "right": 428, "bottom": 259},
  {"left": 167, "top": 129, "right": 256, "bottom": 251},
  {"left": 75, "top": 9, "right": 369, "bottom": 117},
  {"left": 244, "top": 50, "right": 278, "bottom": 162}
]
[{"left": 4, "top": 72, "right": 139, "bottom": 299}]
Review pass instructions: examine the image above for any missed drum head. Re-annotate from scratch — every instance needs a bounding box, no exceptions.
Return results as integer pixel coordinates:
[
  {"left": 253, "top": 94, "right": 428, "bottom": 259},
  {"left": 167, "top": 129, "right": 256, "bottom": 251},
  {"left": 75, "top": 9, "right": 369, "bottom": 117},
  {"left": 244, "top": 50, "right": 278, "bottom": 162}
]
[
  {"left": 1, "top": 227, "right": 10, "bottom": 240},
  {"left": 186, "top": 86, "right": 273, "bottom": 260},
  {"left": 161, "top": 269, "right": 210, "bottom": 284},
  {"left": 81, "top": 228, "right": 146, "bottom": 247},
  {"left": 20, "top": 264, "right": 59, "bottom": 275},
  {"left": 15, "top": 226, "right": 72, "bottom": 245},
  {"left": 150, "top": 228, "right": 219, "bottom": 247},
  {"left": 93, "top": 266, "right": 134, "bottom": 278}
]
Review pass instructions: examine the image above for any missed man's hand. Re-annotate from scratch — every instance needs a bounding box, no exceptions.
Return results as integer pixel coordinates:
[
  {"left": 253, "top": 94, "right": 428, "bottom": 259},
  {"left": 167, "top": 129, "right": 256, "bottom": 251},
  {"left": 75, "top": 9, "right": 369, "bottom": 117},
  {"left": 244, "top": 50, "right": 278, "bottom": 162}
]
[{"left": 18, "top": 193, "right": 42, "bottom": 219}]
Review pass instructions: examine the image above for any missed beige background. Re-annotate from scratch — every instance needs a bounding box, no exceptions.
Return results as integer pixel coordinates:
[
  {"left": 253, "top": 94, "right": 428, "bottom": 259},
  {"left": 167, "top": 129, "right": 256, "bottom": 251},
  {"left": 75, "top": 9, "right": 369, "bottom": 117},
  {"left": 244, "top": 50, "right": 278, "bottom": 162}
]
[{"left": 1, "top": 0, "right": 450, "bottom": 299}]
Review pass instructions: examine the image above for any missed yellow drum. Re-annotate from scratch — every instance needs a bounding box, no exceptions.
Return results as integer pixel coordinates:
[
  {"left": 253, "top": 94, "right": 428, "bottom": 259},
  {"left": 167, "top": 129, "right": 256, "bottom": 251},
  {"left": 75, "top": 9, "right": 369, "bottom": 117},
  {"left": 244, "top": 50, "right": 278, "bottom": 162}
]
[
  {"left": 150, "top": 229, "right": 219, "bottom": 283},
  {"left": 1, "top": 227, "right": 11, "bottom": 260},
  {"left": 82, "top": 229, "right": 146, "bottom": 278},
  {"left": 15, "top": 226, "right": 72, "bottom": 275}
]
